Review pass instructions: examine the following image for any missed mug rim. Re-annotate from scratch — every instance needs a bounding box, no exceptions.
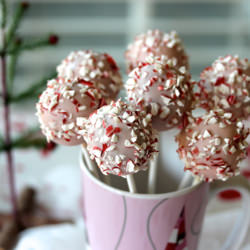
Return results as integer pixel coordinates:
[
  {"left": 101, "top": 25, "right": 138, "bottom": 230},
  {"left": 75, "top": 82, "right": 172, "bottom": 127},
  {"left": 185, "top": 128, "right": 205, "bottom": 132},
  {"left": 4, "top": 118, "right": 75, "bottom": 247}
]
[{"left": 80, "top": 151, "right": 205, "bottom": 200}]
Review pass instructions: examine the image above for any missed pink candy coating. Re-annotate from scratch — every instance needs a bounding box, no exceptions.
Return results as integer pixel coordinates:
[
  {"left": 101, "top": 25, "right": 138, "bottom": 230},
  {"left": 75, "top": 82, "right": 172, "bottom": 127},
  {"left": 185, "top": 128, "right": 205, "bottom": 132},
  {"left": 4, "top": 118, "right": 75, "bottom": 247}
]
[
  {"left": 36, "top": 78, "right": 104, "bottom": 146},
  {"left": 196, "top": 55, "right": 250, "bottom": 119},
  {"left": 126, "top": 56, "right": 193, "bottom": 131},
  {"left": 176, "top": 110, "right": 249, "bottom": 182},
  {"left": 57, "top": 50, "right": 123, "bottom": 101},
  {"left": 125, "top": 30, "right": 189, "bottom": 72},
  {"left": 83, "top": 100, "right": 159, "bottom": 176}
]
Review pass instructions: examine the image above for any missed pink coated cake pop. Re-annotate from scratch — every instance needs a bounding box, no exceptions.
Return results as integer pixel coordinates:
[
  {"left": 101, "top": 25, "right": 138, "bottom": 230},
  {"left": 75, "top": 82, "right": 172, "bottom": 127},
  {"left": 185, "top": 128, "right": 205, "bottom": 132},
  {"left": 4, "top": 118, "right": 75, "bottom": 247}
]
[
  {"left": 126, "top": 56, "right": 194, "bottom": 131},
  {"left": 196, "top": 55, "right": 250, "bottom": 119},
  {"left": 176, "top": 109, "right": 249, "bottom": 182},
  {"left": 56, "top": 50, "right": 123, "bottom": 101},
  {"left": 36, "top": 77, "right": 105, "bottom": 146},
  {"left": 125, "top": 30, "right": 189, "bottom": 72},
  {"left": 83, "top": 100, "right": 159, "bottom": 176}
]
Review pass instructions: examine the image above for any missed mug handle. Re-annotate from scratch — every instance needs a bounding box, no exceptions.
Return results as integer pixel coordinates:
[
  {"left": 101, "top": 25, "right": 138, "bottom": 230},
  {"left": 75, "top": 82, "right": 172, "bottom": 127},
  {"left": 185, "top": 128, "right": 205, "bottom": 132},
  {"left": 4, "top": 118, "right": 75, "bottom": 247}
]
[{"left": 208, "top": 187, "right": 250, "bottom": 250}]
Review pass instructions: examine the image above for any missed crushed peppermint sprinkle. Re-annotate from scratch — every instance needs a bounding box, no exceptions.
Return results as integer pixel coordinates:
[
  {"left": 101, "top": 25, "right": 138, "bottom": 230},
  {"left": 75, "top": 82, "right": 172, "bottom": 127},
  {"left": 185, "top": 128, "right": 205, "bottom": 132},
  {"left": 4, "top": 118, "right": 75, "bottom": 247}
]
[
  {"left": 125, "top": 56, "right": 194, "bottom": 131},
  {"left": 176, "top": 109, "right": 249, "bottom": 182},
  {"left": 56, "top": 50, "right": 123, "bottom": 101},
  {"left": 83, "top": 100, "right": 159, "bottom": 177},
  {"left": 125, "top": 29, "right": 189, "bottom": 72},
  {"left": 36, "top": 77, "right": 104, "bottom": 146},
  {"left": 196, "top": 55, "right": 250, "bottom": 119}
]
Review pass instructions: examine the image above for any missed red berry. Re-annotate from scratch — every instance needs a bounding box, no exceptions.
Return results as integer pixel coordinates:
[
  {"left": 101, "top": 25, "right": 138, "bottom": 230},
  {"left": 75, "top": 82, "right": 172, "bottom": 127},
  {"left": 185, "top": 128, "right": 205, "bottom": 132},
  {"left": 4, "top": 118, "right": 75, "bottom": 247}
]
[
  {"left": 15, "top": 37, "right": 22, "bottom": 45},
  {"left": 41, "top": 142, "right": 57, "bottom": 156},
  {"left": 21, "top": 1, "right": 29, "bottom": 9},
  {"left": 49, "top": 35, "right": 59, "bottom": 45}
]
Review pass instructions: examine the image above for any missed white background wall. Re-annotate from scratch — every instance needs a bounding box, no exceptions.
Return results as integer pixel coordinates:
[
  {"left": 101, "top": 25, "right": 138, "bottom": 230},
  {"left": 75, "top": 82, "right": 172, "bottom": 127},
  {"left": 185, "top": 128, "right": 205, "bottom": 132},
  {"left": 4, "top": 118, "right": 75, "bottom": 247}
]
[{"left": 8, "top": 0, "right": 250, "bottom": 96}]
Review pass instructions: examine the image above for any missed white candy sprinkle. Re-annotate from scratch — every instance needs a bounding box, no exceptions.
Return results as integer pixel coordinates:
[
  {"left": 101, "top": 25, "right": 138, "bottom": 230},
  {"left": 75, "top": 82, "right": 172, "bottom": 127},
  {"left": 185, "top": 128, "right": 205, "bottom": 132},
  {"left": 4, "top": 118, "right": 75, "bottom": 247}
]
[
  {"left": 62, "top": 123, "right": 74, "bottom": 131},
  {"left": 127, "top": 161, "right": 135, "bottom": 172},
  {"left": 214, "top": 138, "right": 221, "bottom": 146},
  {"left": 203, "top": 130, "right": 211, "bottom": 138}
]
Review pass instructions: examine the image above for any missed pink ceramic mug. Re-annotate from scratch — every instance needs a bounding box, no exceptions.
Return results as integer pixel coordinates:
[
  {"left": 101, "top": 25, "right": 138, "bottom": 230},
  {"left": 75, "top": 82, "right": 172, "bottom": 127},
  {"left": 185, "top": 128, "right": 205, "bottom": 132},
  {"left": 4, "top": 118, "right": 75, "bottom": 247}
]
[{"left": 80, "top": 154, "right": 250, "bottom": 250}]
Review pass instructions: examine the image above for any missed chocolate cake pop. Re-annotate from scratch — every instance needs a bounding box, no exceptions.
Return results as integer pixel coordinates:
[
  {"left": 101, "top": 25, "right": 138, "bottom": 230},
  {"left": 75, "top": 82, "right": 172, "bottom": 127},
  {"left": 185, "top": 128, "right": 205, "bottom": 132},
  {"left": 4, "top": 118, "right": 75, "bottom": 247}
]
[
  {"left": 57, "top": 50, "right": 123, "bottom": 101},
  {"left": 196, "top": 55, "right": 250, "bottom": 119},
  {"left": 176, "top": 109, "right": 249, "bottom": 182},
  {"left": 125, "top": 30, "right": 189, "bottom": 72},
  {"left": 83, "top": 100, "right": 159, "bottom": 177},
  {"left": 126, "top": 56, "right": 193, "bottom": 131},
  {"left": 36, "top": 77, "right": 104, "bottom": 146}
]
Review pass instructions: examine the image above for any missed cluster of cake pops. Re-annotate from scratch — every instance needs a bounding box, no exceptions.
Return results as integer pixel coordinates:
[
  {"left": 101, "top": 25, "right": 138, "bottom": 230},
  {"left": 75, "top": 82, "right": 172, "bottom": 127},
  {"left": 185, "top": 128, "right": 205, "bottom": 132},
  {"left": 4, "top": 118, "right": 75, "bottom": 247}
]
[{"left": 36, "top": 29, "right": 249, "bottom": 193}]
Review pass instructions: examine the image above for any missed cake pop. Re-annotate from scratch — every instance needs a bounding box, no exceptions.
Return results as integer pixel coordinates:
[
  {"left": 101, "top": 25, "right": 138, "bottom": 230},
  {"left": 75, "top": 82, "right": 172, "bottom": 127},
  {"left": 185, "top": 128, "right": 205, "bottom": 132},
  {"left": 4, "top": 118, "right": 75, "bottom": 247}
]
[
  {"left": 126, "top": 56, "right": 193, "bottom": 131},
  {"left": 36, "top": 77, "right": 104, "bottom": 146},
  {"left": 125, "top": 30, "right": 189, "bottom": 72},
  {"left": 57, "top": 50, "right": 123, "bottom": 101},
  {"left": 176, "top": 109, "right": 249, "bottom": 182},
  {"left": 196, "top": 55, "right": 250, "bottom": 119},
  {"left": 83, "top": 100, "right": 159, "bottom": 177}
]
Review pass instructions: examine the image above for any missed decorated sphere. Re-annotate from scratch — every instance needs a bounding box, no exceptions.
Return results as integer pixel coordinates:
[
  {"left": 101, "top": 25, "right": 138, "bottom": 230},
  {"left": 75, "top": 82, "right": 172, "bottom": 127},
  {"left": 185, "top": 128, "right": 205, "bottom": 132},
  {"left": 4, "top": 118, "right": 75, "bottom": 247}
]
[
  {"left": 176, "top": 109, "right": 249, "bottom": 182},
  {"left": 36, "top": 78, "right": 104, "bottom": 146},
  {"left": 126, "top": 56, "right": 193, "bottom": 131},
  {"left": 57, "top": 50, "right": 123, "bottom": 101},
  {"left": 196, "top": 55, "right": 250, "bottom": 119},
  {"left": 125, "top": 29, "right": 189, "bottom": 72},
  {"left": 83, "top": 100, "right": 159, "bottom": 176}
]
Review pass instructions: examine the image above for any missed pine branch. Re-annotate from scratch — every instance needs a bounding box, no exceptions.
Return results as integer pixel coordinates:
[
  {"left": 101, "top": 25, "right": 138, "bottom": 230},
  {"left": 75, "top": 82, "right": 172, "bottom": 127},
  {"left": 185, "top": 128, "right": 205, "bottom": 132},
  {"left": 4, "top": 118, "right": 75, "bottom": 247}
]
[
  {"left": 7, "top": 39, "right": 21, "bottom": 94},
  {"left": 6, "top": 34, "right": 59, "bottom": 55},
  {"left": 0, "top": 128, "right": 54, "bottom": 152},
  {"left": 14, "top": 138, "right": 47, "bottom": 149},
  {"left": 9, "top": 71, "right": 56, "bottom": 103},
  {"left": 7, "top": 51, "right": 18, "bottom": 93},
  {"left": 5, "top": 2, "right": 29, "bottom": 47},
  {"left": 0, "top": 0, "right": 7, "bottom": 29},
  {"left": 12, "top": 128, "right": 47, "bottom": 149}
]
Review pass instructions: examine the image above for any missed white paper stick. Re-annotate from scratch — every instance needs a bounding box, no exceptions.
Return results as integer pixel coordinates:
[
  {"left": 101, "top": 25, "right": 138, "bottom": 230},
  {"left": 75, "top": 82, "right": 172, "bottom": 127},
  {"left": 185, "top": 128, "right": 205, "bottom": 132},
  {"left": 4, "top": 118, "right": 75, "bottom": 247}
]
[
  {"left": 103, "top": 174, "right": 111, "bottom": 186},
  {"left": 178, "top": 172, "right": 193, "bottom": 190},
  {"left": 81, "top": 145, "right": 99, "bottom": 178},
  {"left": 148, "top": 151, "right": 159, "bottom": 194},
  {"left": 192, "top": 176, "right": 201, "bottom": 186},
  {"left": 127, "top": 174, "right": 137, "bottom": 193}
]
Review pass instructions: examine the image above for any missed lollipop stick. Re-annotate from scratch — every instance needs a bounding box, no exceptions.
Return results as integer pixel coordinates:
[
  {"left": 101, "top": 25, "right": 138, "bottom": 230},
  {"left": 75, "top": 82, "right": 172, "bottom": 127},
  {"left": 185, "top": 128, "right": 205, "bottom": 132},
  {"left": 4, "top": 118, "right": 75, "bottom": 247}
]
[
  {"left": 148, "top": 152, "right": 159, "bottom": 194},
  {"left": 192, "top": 176, "right": 201, "bottom": 186},
  {"left": 102, "top": 174, "right": 111, "bottom": 186},
  {"left": 127, "top": 174, "right": 137, "bottom": 193},
  {"left": 81, "top": 145, "right": 99, "bottom": 178},
  {"left": 178, "top": 172, "right": 193, "bottom": 190}
]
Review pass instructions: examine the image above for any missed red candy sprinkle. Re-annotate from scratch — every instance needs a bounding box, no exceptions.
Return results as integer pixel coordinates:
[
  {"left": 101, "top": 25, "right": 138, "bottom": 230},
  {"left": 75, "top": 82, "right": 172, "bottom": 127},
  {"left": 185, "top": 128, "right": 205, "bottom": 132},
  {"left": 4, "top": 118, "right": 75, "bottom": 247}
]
[
  {"left": 214, "top": 77, "right": 225, "bottom": 86},
  {"left": 106, "top": 125, "right": 114, "bottom": 136},
  {"left": 227, "top": 95, "right": 236, "bottom": 105},
  {"left": 104, "top": 53, "right": 119, "bottom": 71},
  {"left": 79, "top": 80, "right": 93, "bottom": 86},
  {"left": 196, "top": 117, "right": 203, "bottom": 125}
]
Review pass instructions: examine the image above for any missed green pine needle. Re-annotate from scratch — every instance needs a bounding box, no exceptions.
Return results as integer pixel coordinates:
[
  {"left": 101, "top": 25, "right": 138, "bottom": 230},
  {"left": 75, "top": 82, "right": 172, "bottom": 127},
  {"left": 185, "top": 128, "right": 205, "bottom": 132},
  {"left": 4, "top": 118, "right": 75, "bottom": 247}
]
[
  {"left": 9, "top": 71, "right": 56, "bottom": 103},
  {"left": 0, "top": 133, "right": 4, "bottom": 151},
  {"left": 7, "top": 35, "right": 57, "bottom": 55},
  {"left": 11, "top": 127, "right": 47, "bottom": 150},
  {"left": 13, "top": 138, "right": 47, "bottom": 149},
  {"left": 7, "top": 53, "right": 18, "bottom": 93},
  {"left": 0, "top": 0, "right": 7, "bottom": 29},
  {"left": 5, "top": 2, "right": 29, "bottom": 47},
  {"left": 7, "top": 41, "right": 20, "bottom": 94}
]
